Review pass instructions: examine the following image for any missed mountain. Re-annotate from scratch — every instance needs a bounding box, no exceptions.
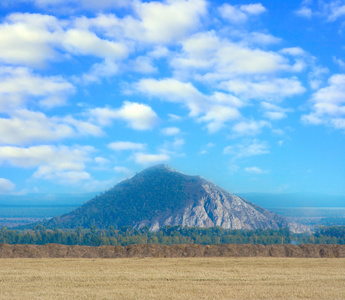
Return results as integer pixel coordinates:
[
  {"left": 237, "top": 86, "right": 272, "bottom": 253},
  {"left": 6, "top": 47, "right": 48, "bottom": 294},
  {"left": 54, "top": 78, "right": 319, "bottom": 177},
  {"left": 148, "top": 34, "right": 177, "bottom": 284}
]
[{"left": 42, "top": 164, "right": 291, "bottom": 231}]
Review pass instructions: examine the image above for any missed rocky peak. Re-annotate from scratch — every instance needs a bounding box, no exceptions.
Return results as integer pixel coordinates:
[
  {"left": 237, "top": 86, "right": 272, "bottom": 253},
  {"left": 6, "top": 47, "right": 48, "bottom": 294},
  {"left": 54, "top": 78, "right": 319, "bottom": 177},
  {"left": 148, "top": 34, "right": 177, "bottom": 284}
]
[{"left": 42, "top": 165, "right": 295, "bottom": 232}]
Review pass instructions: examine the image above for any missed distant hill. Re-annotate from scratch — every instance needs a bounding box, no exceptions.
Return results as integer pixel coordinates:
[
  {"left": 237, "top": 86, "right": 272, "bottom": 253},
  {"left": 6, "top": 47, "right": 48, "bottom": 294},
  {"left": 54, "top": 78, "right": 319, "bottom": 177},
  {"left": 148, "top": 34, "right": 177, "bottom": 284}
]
[{"left": 41, "top": 164, "right": 292, "bottom": 231}]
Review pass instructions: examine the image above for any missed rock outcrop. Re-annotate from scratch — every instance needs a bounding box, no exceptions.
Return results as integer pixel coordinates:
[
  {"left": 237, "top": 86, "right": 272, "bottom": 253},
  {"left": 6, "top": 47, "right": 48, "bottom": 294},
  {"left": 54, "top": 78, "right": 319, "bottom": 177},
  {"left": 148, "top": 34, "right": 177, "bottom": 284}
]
[{"left": 137, "top": 167, "right": 288, "bottom": 231}]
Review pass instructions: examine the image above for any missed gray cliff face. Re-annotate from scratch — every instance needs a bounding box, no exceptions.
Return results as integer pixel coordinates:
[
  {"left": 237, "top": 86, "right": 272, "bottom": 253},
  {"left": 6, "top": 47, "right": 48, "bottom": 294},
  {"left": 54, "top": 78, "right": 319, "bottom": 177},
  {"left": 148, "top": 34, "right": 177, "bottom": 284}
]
[{"left": 135, "top": 171, "right": 289, "bottom": 231}]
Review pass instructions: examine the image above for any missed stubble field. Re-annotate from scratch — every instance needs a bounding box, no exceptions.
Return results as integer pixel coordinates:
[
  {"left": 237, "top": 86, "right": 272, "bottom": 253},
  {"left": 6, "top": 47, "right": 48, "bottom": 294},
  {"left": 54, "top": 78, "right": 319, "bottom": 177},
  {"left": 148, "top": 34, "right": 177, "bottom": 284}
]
[{"left": 0, "top": 257, "right": 344, "bottom": 299}]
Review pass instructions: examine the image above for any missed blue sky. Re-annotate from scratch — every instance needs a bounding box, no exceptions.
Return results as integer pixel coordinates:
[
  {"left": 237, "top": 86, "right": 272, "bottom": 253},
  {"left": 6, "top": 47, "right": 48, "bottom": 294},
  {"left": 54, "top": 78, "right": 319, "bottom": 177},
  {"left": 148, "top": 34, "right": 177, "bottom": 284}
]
[{"left": 0, "top": 0, "right": 344, "bottom": 198}]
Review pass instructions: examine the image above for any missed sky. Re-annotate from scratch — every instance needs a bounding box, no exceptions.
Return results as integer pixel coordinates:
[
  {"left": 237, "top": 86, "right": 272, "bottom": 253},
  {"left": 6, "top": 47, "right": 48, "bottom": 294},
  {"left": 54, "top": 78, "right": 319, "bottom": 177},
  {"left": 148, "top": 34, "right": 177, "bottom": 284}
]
[{"left": 0, "top": 0, "right": 344, "bottom": 199}]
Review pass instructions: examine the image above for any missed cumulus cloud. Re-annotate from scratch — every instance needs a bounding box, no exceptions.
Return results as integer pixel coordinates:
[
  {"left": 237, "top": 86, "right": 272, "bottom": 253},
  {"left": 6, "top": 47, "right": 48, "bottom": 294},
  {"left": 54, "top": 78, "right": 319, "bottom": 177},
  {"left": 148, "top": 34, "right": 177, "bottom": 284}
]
[
  {"left": 76, "top": 0, "right": 206, "bottom": 45},
  {"left": 0, "top": 145, "right": 94, "bottom": 183},
  {"left": 295, "top": 1, "right": 345, "bottom": 22},
  {"left": 0, "top": 13, "right": 62, "bottom": 67},
  {"left": 295, "top": 6, "right": 313, "bottom": 18},
  {"left": 244, "top": 166, "right": 267, "bottom": 174},
  {"left": 221, "top": 77, "right": 305, "bottom": 101},
  {"left": 261, "top": 102, "right": 292, "bottom": 120},
  {"left": 0, "top": 12, "right": 129, "bottom": 87},
  {"left": 0, "top": 110, "right": 102, "bottom": 145},
  {"left": 114, "top": 166, "right": 132, "bottom": 174},
  {"left": 302, "top": 74, "right": 345, "bottom": 129},
  {"left": 333, "top": 56, "right": 345, "bottom": 68},
  {"left": 0, "top": 66, "right": 74, "bottom": 110},
  {"left": 108, "top": 141, "right": 146, "bottom": 151},
  {"left": 134, "top": 152, "right": 170, "bottom": 165},
  {"left": 160, "top": 138, "right": 185, "bottom": 156},
  {"left": 63, "top": 28, "right": 127, "bottom": 60},
  {"left": 88, "top": 101, "right": 158, "bottom": 130},
  {"left": 0, "top": 178, "right": 15, "bottom": 194},
  {"left": 232, "top": 120, "right": 270, "bottom": 136},
  {"left": 114, "top": 102, "right": 159, "bottom": 130},
  {"left": 219, "top": 3, "right": 266, "bottom": 24},
  {"left": 27, "top": 0, "right": 129, "bottom": 11},
  {"left": 161, "top": 127, "right": 181, "bottom": 136},
  {"left": 130, "top": 56, "right": 157, "bottom": 74},
  {"left": 130, "top": 0, "right": 207, "bottom": 44},
  {"left": 136, "top": 78, "right": 242, "bottom": 132},
  {"left": 94, "top": 156, "right": 110, "bottom": 166},
  {"left": 136, "top": 77, "right": 207, "bottom": 116},
  {"left": 173, "top": 31, "right": 290, "bottom": 81},
  {"left": 223, "top": 140, "right": 269, "bottom": 159},
  {"left": 324, "top": 1, "right": 345, "bottom": 21}
]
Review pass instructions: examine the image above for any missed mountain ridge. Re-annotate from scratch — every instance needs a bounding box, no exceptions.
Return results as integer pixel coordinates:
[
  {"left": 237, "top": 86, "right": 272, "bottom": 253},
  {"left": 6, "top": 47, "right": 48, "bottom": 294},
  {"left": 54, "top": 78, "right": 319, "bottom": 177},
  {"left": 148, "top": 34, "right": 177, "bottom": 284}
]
[{"left": 41, "top": 164, "right": 294, "bottom": 231}]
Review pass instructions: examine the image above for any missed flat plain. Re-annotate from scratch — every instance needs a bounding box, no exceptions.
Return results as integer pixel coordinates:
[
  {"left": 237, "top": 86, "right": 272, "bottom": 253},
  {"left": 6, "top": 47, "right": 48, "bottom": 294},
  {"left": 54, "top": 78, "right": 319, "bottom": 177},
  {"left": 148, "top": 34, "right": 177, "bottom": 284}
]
[{"left": 0, "top": 257, "right": 344, "bottom": 299}]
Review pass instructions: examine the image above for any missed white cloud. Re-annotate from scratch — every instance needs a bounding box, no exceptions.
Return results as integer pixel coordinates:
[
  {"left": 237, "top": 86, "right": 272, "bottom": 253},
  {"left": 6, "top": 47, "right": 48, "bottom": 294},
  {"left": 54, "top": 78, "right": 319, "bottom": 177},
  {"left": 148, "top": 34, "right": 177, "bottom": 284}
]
[
  {"left": 199, "top": 142, "right": 215, "bottom": 155},
  {"left": 295, "top": 1, "right": 345, "bottom": 22},
  {"left": 223, "top": 140, "right": 269, "bottom": 159},
  {"left": 63, "top": 28, "right": 127, "bottom": 60},
  {"left": 136, "top": 77, "right": 207, "bottom": 116},
  {"left": 160, "top": 138, "right": 185, "bottom": 153},
  {"left": 295, "top": 6, "right": 312, "bottom": 18},
  {"left": 94, "top": 156, "right": 110, "bottom": 166},
  {"left": 134, "top": 152, "right": 170, "bottom": 165},
  {"left": 302, "top": 74, "right": 345, "bottom": 129},
  {"left": 333, "top": 56, "right": 345, "bottom": 68},
  {"left": 29, "top": 0, "right": 129, "bottom": 11},
  {"left": 115, "top": 102, "right": 159, "bottom": 130},
  {"left": 261, "top": 102, "right": 292, "bottom": 120},
  {"left": 88, "top": 101, "right": 158, "bottom": 130},
  {"left": 280, "top": 47, "right": 306, "bottom": 56},
  {"left": 148, "top": 46, "right": 169, "bottom": 58},
  {"left": 326, "top": 2, "right": 345, "bottom": 21},
  {"left": 34, "top": 168, "right": 91, "bottom": 183},
  {"left": 0, "top": 145, "right": 94, "bottom": 183},
  {"left": 108, "top": 141, "right": 146, "bottom": 151},
  {"left": 82, "top": 0, "right": 206, "bottom": 45},
  {"left": 81, "top": 60, "right": 119, "bottom": 83},
  {"left": 168, "top": 114, "right": 182, "bottom": 121},
  {"left": 136, "top": 78, "right": 242, "bottom": 132},
  {"left": 161, "top": 127, "right": 181, "bottom": 136},
  {"left": 232, "top": 120, "right": 270, "bottom": 136},
  {"left": 243, "top": 32, "right": 281, "bottom": 45},
  {"left": 308, "top": 65, "right": 329, "bottom": 90},
  {"left": 198, "top": 103, "right": 241, "bottom": 132},
  {"left": 244, "top": 166, "right": 267, "bottom": 174},
  {"left": 0, "top": 13, "right": 61, "bottom": 67},
  {"left": 0, "top": 12, "right": 129, "bottom": 83},
  {"left": 219, "top": 3, "right": 266, "bottom": 24},
  {"left": 0, "top": 178, "right": 15, "bottom": 194},
  {"left": 173, "top": 31, "right": 290, "bottom": 81},
  {"left": 0, "top": 66, "right": 75, "bottom": 110},
  {"left": 114, "top": 166, "right": 132, "bottom": 174},
  {"left": 130, "top": 0, "right": 207, "bottom": 44},
  {"left": 221, "top": 77, "right": 305, "bottom": 101},
  {"left": 130, "top": 56, "right": 157, "bottom": 74},
  {"left": 240, "top": 4, "right": 266, "bottom": 15},
  {"left": 0, "top": 110, "right": 102, "bottom": 146}
]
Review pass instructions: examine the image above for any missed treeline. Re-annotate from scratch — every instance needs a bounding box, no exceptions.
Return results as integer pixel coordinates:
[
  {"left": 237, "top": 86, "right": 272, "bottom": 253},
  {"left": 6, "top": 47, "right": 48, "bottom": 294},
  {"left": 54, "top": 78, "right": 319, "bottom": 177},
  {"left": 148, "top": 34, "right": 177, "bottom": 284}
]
[{"left": 0, "top": 225, "right": 344, "bottom": 247}]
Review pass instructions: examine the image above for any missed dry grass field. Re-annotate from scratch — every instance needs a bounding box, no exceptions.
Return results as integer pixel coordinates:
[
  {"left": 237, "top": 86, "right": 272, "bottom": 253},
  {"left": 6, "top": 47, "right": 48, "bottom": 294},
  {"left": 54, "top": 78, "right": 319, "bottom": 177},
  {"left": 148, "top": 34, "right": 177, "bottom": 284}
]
[{"left": 0, "top": 258, "right": 344, "bottom": 299}]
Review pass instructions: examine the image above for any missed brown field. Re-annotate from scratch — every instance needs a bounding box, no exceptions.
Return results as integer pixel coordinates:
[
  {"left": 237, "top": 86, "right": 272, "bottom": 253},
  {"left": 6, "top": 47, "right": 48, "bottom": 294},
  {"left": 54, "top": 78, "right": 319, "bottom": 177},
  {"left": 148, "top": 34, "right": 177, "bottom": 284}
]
[{"left": 0, "top": 257, "right": 344, "bottom": 299}]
